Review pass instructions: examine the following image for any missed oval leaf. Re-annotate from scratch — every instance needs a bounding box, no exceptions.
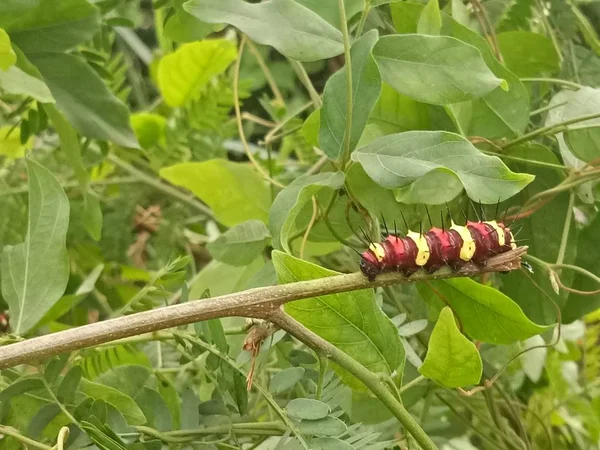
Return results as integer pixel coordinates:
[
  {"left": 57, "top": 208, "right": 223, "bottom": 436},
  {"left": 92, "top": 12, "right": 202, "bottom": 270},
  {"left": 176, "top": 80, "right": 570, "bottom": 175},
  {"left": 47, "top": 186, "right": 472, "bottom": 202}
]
[
  {"left": 157, "top": 39, "right": 237, "bottom": 107},
  {"left": 286, "top": 398, "right": 330, "bottom": 420},
  {"left": 160, "top": 160, "right": 270, "bottom": 227},
  {"left": 319, "top": 30, "right": 382, "bottom": 160},
  {"left": 418, "top": 279, "right": 550, "bottom": 345},
  {"left": 273, "top": 251, "right": 404, "bottom": 389},
  {"left": 351, "top": 131, "right": 534, "bottom": 204},
  {"left": 419, "top": 307, "right": 482, "bottom": 388},
  {"left": 207, "top": 220, "right": 270, "bottom": 266},
  {"left": 269, "top": 172, "right": 344, "bottom": 253},
  {"left": 184, "top": 0, "right": 343, "bottom": 61},
  {"left": 270, "top": 367, "right": 305, "bottom": 393},
  {"left": 1, "top": 160, "right": 70, "bottom": 334},
  {"left": 372, "top": 34, "right": 503, "bottom": 105},
  {"left": 299, "top": 416, "right": 347, "bottom": 437}
]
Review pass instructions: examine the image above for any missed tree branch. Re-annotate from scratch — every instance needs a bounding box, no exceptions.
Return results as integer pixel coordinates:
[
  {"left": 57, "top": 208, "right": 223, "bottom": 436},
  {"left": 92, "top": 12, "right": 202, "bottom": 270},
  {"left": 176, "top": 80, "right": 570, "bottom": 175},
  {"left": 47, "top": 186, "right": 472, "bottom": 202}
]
[{"left": 0, "top": 247, "right": 526, "bottom": 370}]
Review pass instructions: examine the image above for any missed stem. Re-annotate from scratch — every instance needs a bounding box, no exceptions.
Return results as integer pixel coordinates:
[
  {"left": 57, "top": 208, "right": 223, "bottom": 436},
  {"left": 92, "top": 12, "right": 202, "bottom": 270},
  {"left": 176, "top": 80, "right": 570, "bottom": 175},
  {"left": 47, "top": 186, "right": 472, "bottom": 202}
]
[
  {"left": 299, "top": 196, "right": 318, "bottom": 259},
  {"left": 0, "top": 176, "right": 140, "bottom": 197},
  {"left": 246, "top": 40, "right": 285, "bottom": 107},
  {"left": 400, "top": 375, "right": 426, "bottom": 393},
  {"left": 288, "top": 59, "right": 322, "bottom": 108},
  {"left": 234, "top": 37, "right": 285, "bottom": 189},
  {"left": 0, "top": 426, "right": 52, "bottom": 450},
  {"left": 41, "top": 377, "right": 79, "bottom": 426},
  {"left": 520, "top": 78, "right": 582, "bottom": 90},
  {"left": 501, "top": 112, "right": 600, "bottom": 149},
  {"left": 270, "top": 310, "right": 438, "bottom": 450},
  {"left": 107, "top": 154, "right": 214, "bottom": 218},
  {"left": 480, "top": 149, "right": 569, "bottom": 171},
  {"left": 470, "top": 0, "right": 503, "bottom": 62},
  {"left": 555, "top": 191, "right": 575, "bottom": 266},
  {"left": 355, "top": 0, "right": 371, "bottom": 38},
  {"left": 0, "top": 248, "right": 526, "bottom": 370},
  {"left": 338, "top": 0, "right": 354, "bottom": 168},
  {"left": 530, "top": 101, "right": 569, "bottom": 117}
]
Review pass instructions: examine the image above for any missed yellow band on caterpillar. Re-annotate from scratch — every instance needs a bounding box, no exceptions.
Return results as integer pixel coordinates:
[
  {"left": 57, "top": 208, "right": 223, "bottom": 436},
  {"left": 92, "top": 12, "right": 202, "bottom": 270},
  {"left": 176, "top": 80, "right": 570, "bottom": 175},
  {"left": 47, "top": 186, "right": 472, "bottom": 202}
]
[
  {"left": 407, "top": 231, "right": 430, "bottom": 266},
  {"left": 508, "top": 230, "right": 517, "bottom": 250},
  {"left": 368, "top": 243, "right": 386, "bottom": 262},
  {"left": 484, "top": 220, "right": 505, "bottom": 247},
  {"left": 450, "top": 222, "right": 476, "bottom": 261}
]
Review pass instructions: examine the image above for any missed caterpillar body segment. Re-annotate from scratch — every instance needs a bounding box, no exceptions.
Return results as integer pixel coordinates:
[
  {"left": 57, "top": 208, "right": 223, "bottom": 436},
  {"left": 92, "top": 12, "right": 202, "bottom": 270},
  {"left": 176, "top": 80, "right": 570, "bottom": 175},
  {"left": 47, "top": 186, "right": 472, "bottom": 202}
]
[{"left": 360, "top": 220, "right": 516, "bottom": 281}]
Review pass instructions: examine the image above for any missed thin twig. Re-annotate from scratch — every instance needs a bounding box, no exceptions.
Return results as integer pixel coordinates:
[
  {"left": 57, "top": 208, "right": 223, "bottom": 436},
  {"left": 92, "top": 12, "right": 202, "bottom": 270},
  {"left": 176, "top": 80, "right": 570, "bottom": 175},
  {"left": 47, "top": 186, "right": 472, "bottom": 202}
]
[
  {"left": 0, "top": 248, "right": 527, "bottom": 370},
  {"left": 470, "top": 0, "right": 503, "bottom": 62},
  {"left": 245, "top": 39, "right": 285, "bottom": 107},
  {"left": 299, "top": 196, "right": 318, "bottom": 259}
]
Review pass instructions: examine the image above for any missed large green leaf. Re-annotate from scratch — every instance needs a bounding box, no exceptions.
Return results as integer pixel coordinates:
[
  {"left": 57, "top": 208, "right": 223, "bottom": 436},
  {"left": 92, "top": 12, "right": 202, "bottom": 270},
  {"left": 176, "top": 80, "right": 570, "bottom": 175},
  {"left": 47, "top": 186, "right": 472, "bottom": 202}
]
[
  {"left": 0, "top": 28, "right": 16, "bottom": 70},
  {"left": 319, "top": 30, "right": 381, "bottom": 160},
  {"left": 160, "top": 160, "right": 270, "bottom": 227},
  {"left": 0, "top": 66, "right": 54, "bottom": 102},
  {"left": 0, "top": 0, "right": 100, "bottom": 54},
  {"left": 273, "top": 251, "right": 404, "bottom": 388},
  {"left": 372, "top": 34, "right": 503, "bottom": 105},
  {"left": 497, "top": 31, "right": 560, "bottom": 77},
  {"left": 1, "top": 160, "right": 70, "bottom": 335},
  {"left": 351, "top": 131, "right": 534, "bottom": 204},
  {"left": 157, "top": 39, "right": 237, "bottom": 107},
  {"left": 418, "top": 278, "right": 549, "bottom": 345},
  {"left": 390, "top": 2, "right": 530, "bottom": 139},
  {"left": 184, "top": 0, "right": 344, "bottom": 61},
  {"left": 29, "top": 53, "right": 138, "bottom": 148},
  {"left": 296, "top": 0, "right": 364, "bottom": 29},
  {"left": 207, "top": 220, "right": 270, "bottom": 266},
  {"left": 269, "top": 172, "right": 344, "bottom": 253},
  {"left": 368, "top": 83, "right": 430, "bottom": 133},
  {"left": 79, "top": 379, "right": 146, "bottom": 426},
  {"left": 419, "top": 307, "right": 482, "bottom": 388}
]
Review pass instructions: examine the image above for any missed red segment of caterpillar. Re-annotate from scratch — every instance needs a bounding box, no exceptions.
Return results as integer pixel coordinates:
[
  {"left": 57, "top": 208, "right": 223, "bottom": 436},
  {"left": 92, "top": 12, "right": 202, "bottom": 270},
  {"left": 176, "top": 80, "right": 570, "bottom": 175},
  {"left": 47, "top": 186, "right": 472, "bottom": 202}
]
[{"left": 360, "top": 220, "right": 516, "bottom": 281}]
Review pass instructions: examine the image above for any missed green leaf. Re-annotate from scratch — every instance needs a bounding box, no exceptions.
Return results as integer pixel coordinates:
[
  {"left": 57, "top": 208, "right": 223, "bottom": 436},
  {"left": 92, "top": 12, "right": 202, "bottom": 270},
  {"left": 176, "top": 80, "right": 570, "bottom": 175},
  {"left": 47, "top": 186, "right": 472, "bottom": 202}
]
[
  {"left": 351, "top": 131, "right": 534, "bottom": 204},
  {"left": 419, "top": 307, "right": 482, "bottom": 388},
  {"left": 0, "top": 28, "right": 16, "bottom": 70},
  {"left": 79, "top": 379, "right": 147, "bottom": 425},
  {"left": 269, "top": 172, "right": 344, "bottom": 253},
  {"left": 164, "top": 2, "right": 214, "bottom": 43},
  {"left": 273, "top": 252, "right": 404, "bottom": 389},
  {"left": 295, "top": 0, "right": 364, "bottom": 29},
  {"left": 29, "top": 53, "right": 138, "bottom": 148},
  {"left": 418, "top": 279, "right": 549, "bottom": 345},
  {"left": 311, "top": 438, "right": 354, "bottom": 450},
  {"left": 57, "top": 366, "right": 82, "bottom": 404},
  {"left": 1, "top": 160, "right": 70, "bottom": 334},
  {"left": 160, "top": 160, "right": 270, "bottom": 227},
  {"left": 417, "top": 0, "right": 441, "bottom": 35},
  {"left": 183, "top": 0, "right": 344, "bottom": 61},
  {"left": 0, "top": 124, "right": 32, "bottom": 160},
  {"left": 319, "top": 30, "right": 382, "bottom": 160},
  {"left": 188, "top": 257, "right": 264, "bottom": 299},
  {"left": 286, "top": 398, "right": 330, "bottom": 420},
  {"left": 369, "top": 83, "right": 430, "bottom": 133},
  {"left": 269, "top": 367, "right": 305, "bottom": 393},
  {"left": 130, "top": 113, "right": 166, "bottom": 149},
  {"left": 372, "top": 34, "right": 502, "bottom": 105},
  {"left": 497, "top": 31, "right": 560, "bottom": 77},
  {"left": 0, "top": 0, "right": 100, "bottom": 54},
  {"left": 299, "top": 416, "right": 347, "bottom": 436},
  {"left": 207, "top": 220, "right": 270, "bottom": 266},
  {"left": 0, "top": 65, "right": 54, "bottom": 102},
  {"left": 157, "top": 39, "right": 237, "bottom": 107}
]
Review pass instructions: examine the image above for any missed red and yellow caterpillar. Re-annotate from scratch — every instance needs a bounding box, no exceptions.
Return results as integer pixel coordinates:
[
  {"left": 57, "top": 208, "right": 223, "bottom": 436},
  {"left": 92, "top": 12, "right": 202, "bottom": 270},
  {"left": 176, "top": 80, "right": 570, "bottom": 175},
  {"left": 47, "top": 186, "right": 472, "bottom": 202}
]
[{"left": 360, "top": 219, "right": 517, "bottom": 281}]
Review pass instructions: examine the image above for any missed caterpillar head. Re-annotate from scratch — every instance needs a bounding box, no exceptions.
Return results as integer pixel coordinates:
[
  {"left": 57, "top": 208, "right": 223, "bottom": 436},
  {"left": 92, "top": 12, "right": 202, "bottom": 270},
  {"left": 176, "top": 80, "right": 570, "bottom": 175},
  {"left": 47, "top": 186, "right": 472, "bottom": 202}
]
[{"left": 360, "top": 244, "right": 385, "bottom": 281}]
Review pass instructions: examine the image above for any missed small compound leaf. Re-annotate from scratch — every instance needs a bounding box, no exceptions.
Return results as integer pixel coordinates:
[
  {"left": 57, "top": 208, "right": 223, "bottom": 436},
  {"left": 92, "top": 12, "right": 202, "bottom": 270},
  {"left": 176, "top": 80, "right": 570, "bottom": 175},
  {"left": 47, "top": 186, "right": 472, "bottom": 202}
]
[
  {"left": 269, "top": 367, "right": 305, "bottom": 393},
  {"left": 299, "top": 417, "right": 347, "bottom": 437},
  {"left": 373, "top": 34, "right": 502, "bottom": 105},
  {"left": 157, "top": 39, "right": 237, "bottom": 107},
  {"left": 160, "top": 160, "right": 270, "bottom": 227},
  {"left": 273, "top": 252, "right": 404, "bottom": 389},
  {"left": 269, "top": 172, "right": 344, "bottom": 253},
  {"left": 319, "top": 30, "right": 382, "bottom": 160},
  {"left": 184, "top": 0, "right": 343, "bottom": 61},
  {"left": 419, "top": 307, "right": 482, "bottom": 388},
  {"left": 1, "top": 160, "right": 70, "bottom": 334},
  {"left": 351, "top": 131, "right": 534, "bottom": 204},
  {"left": 207, "top": 220, "right": 270, "bottom": 266},
  {"left": 30, "top": 53, "right": 138, "bottom": 148},
  {"left": 286, "top": 398, "right": 330, "bottom": 420},
  {"left": 418, "top": 279, "right": 550, "bottom": 345}
]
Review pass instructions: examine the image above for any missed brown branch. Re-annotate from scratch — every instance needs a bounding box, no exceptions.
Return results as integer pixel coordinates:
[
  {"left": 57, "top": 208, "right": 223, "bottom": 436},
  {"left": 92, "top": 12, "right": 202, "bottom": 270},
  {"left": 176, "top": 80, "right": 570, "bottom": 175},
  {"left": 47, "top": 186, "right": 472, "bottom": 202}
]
[{"left": 0, "top": 247, "right": 526, "bottom": 370}]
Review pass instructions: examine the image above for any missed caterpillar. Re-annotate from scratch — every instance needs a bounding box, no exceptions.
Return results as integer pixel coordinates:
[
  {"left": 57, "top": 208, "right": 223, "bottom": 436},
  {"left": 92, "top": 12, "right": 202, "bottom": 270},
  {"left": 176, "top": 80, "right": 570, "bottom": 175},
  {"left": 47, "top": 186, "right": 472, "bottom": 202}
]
[{"left": 359, "top": 215, "right": 517, "bottom": 281}]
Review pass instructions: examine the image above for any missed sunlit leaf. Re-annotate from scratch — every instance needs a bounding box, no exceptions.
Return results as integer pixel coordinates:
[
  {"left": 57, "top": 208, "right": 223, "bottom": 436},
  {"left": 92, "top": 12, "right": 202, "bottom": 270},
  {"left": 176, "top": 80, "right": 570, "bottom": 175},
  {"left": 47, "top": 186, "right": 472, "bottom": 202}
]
[
  {"left": 0, "top": 28, "right": 16, "bottom": 70},
  {"left": 184, "top": 0, "right": 344, "bottom": 61},
  {"left": 1, "top": 160, "right": 70, "bottom": 334},
  {"left": 157, "top": 39, "right": 237, "bottom": 107},
  {"left": 419, "top": 307, "right": 482, "bottom": 388},
  {"left": 0, "top": 125, "right": 32, "bottom": 160},
  {"left": 160, "top": 160, "right": 270, "bottom": 227}
]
